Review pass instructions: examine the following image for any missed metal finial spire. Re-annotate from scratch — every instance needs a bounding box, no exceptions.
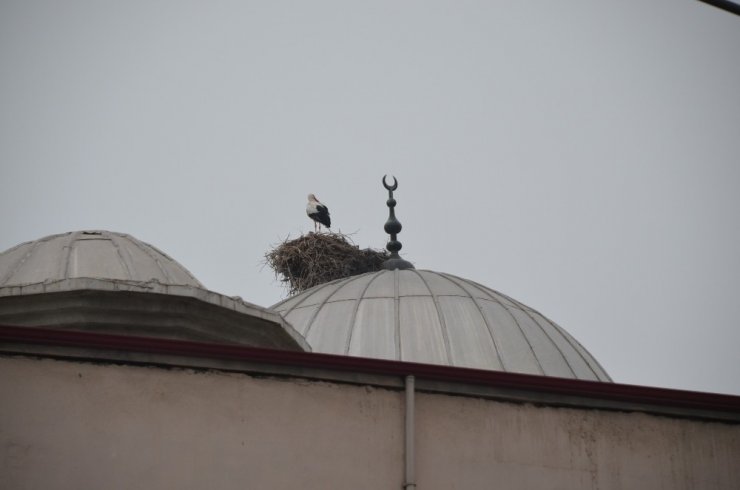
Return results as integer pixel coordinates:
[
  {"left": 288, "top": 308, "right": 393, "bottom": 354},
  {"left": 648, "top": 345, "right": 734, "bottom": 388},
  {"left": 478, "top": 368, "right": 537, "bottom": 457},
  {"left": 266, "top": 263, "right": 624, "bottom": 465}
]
[{"left": 382, "top": 175, "right": 414, "bottom": 270}]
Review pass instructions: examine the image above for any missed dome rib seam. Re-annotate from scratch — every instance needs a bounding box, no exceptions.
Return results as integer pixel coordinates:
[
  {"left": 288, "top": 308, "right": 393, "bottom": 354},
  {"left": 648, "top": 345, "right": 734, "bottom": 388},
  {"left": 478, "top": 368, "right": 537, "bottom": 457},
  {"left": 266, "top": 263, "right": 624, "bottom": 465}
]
[
  {"left": 479, "top": 279, "right": 580, "bottom": 377},
  {"left": 514, "top": 304, "right": 579, "bottom": 379},
  {"left": 491, "top": 284, "right": 609, "bottom": 381},
  {"left": 413, "top": 270, "right": 454, "bottom": 366},
  {"left": 129, "top": 235, "right": 175, "bottom": 283},
  {"left": 302, "top": 275, "right": 363, "bottom": 342},
  {"left": 449, "top": 273, "right": 546, "bottom": 376},
  {"left": 60, "top": 232, "right": 79, "bottom": 280},
  {"left": 0, "top": 240, "right": 41, "bottom": 285},
  {"left": 546, "top": 319, "right": 612, "bottom": 381},
  {"left": 439, "top": 272, "right": 507, "bottom": 372},
  {"left": 527, "top": 311, "right": 602, "bottom": 381},
  {"left": 143, "top": 240, "right": 202, "bottom": 286},
  {"left": 467, "top": 277, "right": 607, "bottom": 381},
  {"left": 277, "top": 276, "right": 348, "bottom": 315},
  {"left": 108, "top": 233, "right": 136, "bottom": 281},
  {"left": 344, "top": 272, "right": 385, "bottom": 356}
]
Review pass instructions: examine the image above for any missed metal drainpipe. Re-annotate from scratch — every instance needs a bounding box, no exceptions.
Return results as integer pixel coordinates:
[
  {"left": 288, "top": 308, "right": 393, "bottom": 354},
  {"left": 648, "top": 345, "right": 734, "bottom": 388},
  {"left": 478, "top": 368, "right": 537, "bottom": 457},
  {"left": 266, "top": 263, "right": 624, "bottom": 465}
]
[{"left": 404, "top": 375, "right": 416, "bottom": 489}]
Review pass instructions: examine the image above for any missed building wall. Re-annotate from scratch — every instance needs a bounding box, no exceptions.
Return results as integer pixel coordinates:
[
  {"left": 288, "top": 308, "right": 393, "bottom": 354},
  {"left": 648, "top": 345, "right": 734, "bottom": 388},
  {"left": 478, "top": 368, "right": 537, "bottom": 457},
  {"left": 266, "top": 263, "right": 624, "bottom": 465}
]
[
  {"left": 0, "top": 356, "right": 404, "bottom": 490},
  {"left": 416, "top": 392, "right": 740, "bottom": 489},
  {"left": 1, "top": 355, "right": 739, "bottom": 490}
]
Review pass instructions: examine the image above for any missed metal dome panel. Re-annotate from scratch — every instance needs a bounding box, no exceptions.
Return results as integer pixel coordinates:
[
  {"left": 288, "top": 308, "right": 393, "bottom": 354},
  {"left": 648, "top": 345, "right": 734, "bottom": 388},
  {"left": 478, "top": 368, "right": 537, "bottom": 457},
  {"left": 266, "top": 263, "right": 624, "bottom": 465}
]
[
  {"left": 399, "top": 296, "right": 449, "bottom": 366},
  {"left": 271, "top": 269, "right": 611, "bottom": 381},
  {"left": 349, "top": 297, "right": 396, "bottom": 360}
]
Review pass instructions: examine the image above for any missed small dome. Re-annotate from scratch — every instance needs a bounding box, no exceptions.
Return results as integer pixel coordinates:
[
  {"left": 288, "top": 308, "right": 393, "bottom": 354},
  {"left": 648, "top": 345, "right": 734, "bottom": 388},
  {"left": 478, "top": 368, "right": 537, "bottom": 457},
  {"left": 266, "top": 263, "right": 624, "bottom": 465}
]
[
  {"left": 0, "top": 230, "right": 202, "bottom": 287},
  {"left": 272, "top": 269, "right": 611, "bottom": 381},
  {"left": 0, "top": 230, "right": 308, "bottom": 351}
]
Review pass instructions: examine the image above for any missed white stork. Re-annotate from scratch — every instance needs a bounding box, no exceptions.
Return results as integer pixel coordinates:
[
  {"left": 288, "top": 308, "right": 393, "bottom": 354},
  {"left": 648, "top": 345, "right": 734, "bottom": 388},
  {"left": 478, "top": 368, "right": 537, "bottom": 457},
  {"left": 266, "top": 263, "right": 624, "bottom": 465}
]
[{"left": 306, "top": 194, "right": 331, "bottom": 232}]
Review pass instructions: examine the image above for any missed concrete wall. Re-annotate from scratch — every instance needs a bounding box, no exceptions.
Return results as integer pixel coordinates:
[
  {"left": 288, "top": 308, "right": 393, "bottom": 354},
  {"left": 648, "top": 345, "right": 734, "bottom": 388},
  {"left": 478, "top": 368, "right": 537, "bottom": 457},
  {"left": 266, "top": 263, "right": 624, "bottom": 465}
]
[
  {"left": 1, "top": 355, "right": 739, "bottom": 490},
  {"left": 0, "top": 356, "right": 404, "bottom": 490},
  {"left": 416, "top": 392, "right": 740, "bottom": 489}
]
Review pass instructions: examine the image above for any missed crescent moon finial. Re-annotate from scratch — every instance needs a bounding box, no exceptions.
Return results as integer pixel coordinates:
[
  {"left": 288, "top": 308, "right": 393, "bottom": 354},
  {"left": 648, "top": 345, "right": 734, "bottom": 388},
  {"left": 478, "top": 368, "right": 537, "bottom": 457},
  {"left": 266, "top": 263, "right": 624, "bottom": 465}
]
[{"left": 382, "top": 174, "right": 398, "bottom": 191}]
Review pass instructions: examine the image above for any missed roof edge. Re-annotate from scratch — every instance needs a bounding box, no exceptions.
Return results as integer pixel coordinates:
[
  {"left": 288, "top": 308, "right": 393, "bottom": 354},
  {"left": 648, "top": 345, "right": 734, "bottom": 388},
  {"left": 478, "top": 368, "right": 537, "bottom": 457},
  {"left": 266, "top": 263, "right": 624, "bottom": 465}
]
[
  {"left": 0, "top": 282, "right": 310, "bottom": 352},
  {"left": 1, "top": 324, "right": 738, "bottom": 422}
]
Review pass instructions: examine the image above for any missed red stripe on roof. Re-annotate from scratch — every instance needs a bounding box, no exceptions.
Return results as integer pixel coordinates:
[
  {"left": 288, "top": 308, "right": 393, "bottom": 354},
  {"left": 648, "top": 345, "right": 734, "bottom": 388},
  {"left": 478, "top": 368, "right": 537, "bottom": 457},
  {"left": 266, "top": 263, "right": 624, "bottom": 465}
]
[{"left": 1, "top": 324, "right": 739, "bottom": 414}]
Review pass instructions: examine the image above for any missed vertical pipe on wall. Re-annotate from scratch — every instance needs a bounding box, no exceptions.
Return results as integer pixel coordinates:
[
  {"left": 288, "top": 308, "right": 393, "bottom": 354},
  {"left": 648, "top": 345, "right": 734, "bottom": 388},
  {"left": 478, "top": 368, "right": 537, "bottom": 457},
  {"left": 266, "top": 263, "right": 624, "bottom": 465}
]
[{"left": 404, "top": 375, "right": 416, "bottom": 489}]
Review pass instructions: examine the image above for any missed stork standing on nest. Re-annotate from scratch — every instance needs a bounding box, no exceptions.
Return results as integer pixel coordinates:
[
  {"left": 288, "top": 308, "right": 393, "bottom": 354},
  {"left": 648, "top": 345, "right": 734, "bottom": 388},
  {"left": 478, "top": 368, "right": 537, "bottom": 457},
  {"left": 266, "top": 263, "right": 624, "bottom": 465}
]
[{"left": 306, "top": 194, "right": 331, "bottom": 232}]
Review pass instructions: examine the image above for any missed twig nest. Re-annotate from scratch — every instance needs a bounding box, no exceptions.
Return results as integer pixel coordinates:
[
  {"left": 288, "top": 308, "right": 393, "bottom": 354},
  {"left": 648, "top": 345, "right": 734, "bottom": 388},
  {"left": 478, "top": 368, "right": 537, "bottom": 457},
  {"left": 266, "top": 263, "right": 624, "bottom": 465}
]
[{"left": 265, "top": 232, "right": 390, "bottom": 295}]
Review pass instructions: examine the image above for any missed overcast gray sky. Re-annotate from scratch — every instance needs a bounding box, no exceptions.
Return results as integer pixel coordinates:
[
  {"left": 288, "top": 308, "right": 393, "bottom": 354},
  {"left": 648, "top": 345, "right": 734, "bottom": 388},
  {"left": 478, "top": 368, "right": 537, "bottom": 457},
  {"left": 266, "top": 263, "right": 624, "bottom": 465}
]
[{"left": 2, "top": 1, "right": 739, "bottom": 395}]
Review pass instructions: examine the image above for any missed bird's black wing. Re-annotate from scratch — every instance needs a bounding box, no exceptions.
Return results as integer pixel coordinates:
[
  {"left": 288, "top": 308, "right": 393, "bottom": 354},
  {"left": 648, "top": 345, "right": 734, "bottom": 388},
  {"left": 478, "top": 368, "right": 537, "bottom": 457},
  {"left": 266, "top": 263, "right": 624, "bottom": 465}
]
[{"left": 315, "top": 204, "right": 331, "bottom": 228}]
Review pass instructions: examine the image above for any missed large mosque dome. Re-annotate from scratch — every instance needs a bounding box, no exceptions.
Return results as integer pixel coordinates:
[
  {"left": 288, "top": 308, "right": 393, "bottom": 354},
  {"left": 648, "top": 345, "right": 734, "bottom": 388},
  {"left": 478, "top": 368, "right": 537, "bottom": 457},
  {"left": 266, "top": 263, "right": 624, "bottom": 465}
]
[
  {"left": 272, "top": 268, "right": 611, "bottom": 382},
  {"left": 272, "top": 177, "right": 611, "bottom": 381}
]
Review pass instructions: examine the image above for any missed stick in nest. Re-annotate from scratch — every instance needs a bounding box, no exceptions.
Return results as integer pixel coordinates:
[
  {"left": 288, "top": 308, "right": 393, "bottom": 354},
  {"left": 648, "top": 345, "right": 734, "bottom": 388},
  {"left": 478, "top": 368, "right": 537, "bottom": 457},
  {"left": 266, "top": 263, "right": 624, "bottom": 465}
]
[{"left": 265, "top": 232, "right": 390, "bottom": 295}]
